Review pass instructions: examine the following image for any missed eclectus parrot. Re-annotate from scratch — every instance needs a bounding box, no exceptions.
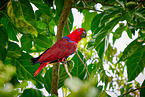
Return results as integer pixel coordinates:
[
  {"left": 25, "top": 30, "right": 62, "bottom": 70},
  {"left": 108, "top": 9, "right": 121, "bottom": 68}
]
[{"left": 30, "top": 28, "right": 87, "bottom": 76}]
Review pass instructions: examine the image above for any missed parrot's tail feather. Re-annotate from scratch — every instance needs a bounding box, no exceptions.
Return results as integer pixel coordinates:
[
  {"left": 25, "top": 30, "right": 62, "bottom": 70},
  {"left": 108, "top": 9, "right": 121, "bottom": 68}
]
[
  {"left": 31, "top": 48, "right": 51, "bottom": 64},
  {"left": 34, "top": 62, "right": 49, "bottom": 76}
]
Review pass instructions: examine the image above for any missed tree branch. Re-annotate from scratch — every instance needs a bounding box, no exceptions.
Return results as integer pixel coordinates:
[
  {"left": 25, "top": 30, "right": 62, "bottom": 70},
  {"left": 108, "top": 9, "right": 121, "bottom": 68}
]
[
  {"left": 84, "top": 0, "right": 90, "bottom": 8},
  {"left": 51, "top": 0, "right": 74, "bottom": 95},
  {"left": 64, "top": 63, "right": 72, "bottom": 79},
  {"left": 0, "top": 2, "right": 8, "bottom": 10},
  {"left": 121, "top": 86, "right": 145, "bottom": 96},
  {"left": 76, "top": 51, "right": 90, "bottom": 77}
]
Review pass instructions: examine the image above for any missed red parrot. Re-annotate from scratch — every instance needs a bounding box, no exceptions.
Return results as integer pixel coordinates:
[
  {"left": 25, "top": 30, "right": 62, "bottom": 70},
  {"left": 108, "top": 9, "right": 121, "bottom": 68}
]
[{"left": 30, "top": 28, "right": 86, "bottom": 76}]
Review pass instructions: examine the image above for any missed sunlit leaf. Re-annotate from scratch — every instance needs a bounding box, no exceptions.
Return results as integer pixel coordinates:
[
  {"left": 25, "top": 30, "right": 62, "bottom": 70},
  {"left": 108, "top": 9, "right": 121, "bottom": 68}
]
[
  {"left": 82, "top": 10, "right": 97, "bottom": 31},
  {"left": 7, "top": 0, "right": 38, "bottom": 37},
  {"left": 7, "top": 41, "right": 21, "bottom": 59}
]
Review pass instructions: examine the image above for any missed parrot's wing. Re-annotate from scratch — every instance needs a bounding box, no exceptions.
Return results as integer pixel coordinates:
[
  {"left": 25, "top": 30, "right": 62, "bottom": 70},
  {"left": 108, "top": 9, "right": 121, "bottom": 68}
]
[{"left": 38, "top": 38, "right": 77, "bottom": 62}]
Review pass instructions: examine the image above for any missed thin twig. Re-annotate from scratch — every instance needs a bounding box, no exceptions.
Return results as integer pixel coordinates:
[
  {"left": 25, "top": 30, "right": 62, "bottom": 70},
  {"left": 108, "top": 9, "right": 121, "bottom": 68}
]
[
  {"left": 84, "top": 0, "right": 90, "bottom": 8},
  {"left": 0, "top": 2, "right": 8, "bottom": 10},
  {"left": 64, "top": 63, "right": 72, "bottom": 79},
  {"left": 74, "top": 0, "right": 113, "bottom": 6},
  {"left": 135, "top": 2, "right": 142, "bottom": 9},
  {"left": 76, "top": 51, "right": 90, "bottom": 77},
  {"left": 121, "top": 86, "right": 145, "bottom": 96},
  {"left": 73, "top": 6, "right": 105, "bottom": 13}
]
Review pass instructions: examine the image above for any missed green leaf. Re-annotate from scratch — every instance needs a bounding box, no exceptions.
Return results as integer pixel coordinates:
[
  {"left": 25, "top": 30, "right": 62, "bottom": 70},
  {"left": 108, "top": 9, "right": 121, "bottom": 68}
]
[
  {"left": 71, "top": 51, "right": 86, "bottom": 80},
  {"left": 35, "top": 10, "right": 42, "bottom": 21},
  {"left": 0, "top": 26, "right": 8, "bottom": 47},
  {"left": 140, "top": 80, "right": 145, "bottom": 97},
  {"left": 21, "top": 35, "right": 32, "bottom": 51},
  {"left": 7, "top": 41, "right": 21, "bottom": 59},
  {"left": 43, "top": 0, "right": 53, "bottom": 7},
  {"left": 126, "top": 46, "right": 145, "bottom": 81},
  {"left": 11, "top": 53, "right": 43, "bottom": 89},
  {"left": 0, "top": 90, "right": 18, "bottom": 97},
  {"left": 105, "top": 43, "right": 117, "bottom": 63},
  {"left": 95, "top": 39, "right": 105, "bottom": 60},
  {"left": 135, "top": 12, "right": 145, "bottom": 20},
  {"left": 118, "top": 39, "right": 143, "bottom": 62},
  {"left": 82, "top": 10, "right": 97, "bottom": 31},
  {"left": 30, "top": 0, "right": 53, "bottom": 17},
  {"left": 91, "top": 13, "right": 104, "bottom": 33},
  {"left": 123, "top": 11, "right": 134, "bottom": 25},
  {"left": 18, "top": 0, "right": 35, "bottom": 21},
  {"left": 0, "top": 47, "right": 7, "bottom": 62},
  {"left": 87, "top": 38, "right": 96, "bottom": 50},
  {"left": 36, "top": 21, "right": 47, "bottom": 30},
  {"left": 125, "top": 25, "right": 132, "bottom": 39},
  {"left": 113, "top": 23, "right": 126, "bottom": 39},
  {"left": 101, "top": 10, "right": 121, "bottom": 25},
  {"left": 1, "top": 17, "right": 19, "bottom": 41},
  {"left": 116, "top": 0, "right": 125, "bottom": 8},
  {"left": 7, "top": 0, "right": 38, "bottom": 37},
  {"left": 55, "top": 0, "right": 64, "bottom": 17},
  {"left": 20, "top": 88, "right": 44, "bottom": 97},
  {"left": 0, "top": 26, "right": 8, "bottom": 62},
  {"left": 34, "top": 34, "right": 53, "bottom": 48},
  {"left": 94, "top": 16, "right": 121, "bottom": 48},
  {"left": 44, "top": 65, "right": 69, "bottom": 93},
  {"left": 88, "top": 63, "right": 97, "bottom": 75},
  {"left": 40, "top": 14, "right": 52, "bottom": 25}
]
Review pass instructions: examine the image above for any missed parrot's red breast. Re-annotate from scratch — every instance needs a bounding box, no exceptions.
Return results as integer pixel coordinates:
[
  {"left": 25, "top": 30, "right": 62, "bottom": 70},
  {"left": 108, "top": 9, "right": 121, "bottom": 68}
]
[{"left": 31, "top": 28, "right": 86, "bottom": 76}]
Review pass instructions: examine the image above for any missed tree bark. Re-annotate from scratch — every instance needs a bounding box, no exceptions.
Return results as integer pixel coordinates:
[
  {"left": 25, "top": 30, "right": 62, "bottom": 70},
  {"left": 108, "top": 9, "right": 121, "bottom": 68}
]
[{"left": 51, "top": 0, "right": 74, "bottom": 95}]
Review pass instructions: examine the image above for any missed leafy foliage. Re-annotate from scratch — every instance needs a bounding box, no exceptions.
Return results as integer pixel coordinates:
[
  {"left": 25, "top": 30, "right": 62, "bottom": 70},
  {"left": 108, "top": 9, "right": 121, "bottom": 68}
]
[{"left": 0, "top": 0, "right": 145, "bottom": 97}]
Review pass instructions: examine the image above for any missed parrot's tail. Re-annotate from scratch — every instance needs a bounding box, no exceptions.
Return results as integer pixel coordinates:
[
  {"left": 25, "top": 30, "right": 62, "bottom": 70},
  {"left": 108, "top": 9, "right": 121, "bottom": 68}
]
[
  {"left": 30, "top": 48, "right": 51, "bottom": 65},
  {"left": 34, "top": 62, "right": 49, "bottom": 76},
  {"left": 30, "top": 57, "right": 39, "bottom": 64}
]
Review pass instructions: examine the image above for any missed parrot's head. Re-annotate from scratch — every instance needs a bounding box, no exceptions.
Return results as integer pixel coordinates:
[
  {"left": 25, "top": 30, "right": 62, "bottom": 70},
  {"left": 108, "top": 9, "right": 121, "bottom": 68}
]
[{"left": 67, "top": 28, "right": 87, "bottom": 43}]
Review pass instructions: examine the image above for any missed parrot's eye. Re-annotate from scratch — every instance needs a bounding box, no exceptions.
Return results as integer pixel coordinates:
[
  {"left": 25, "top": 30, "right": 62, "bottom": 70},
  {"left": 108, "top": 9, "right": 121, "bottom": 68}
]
[{"left": 78, "top": 29, "right": 81, "bottom": 31}]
